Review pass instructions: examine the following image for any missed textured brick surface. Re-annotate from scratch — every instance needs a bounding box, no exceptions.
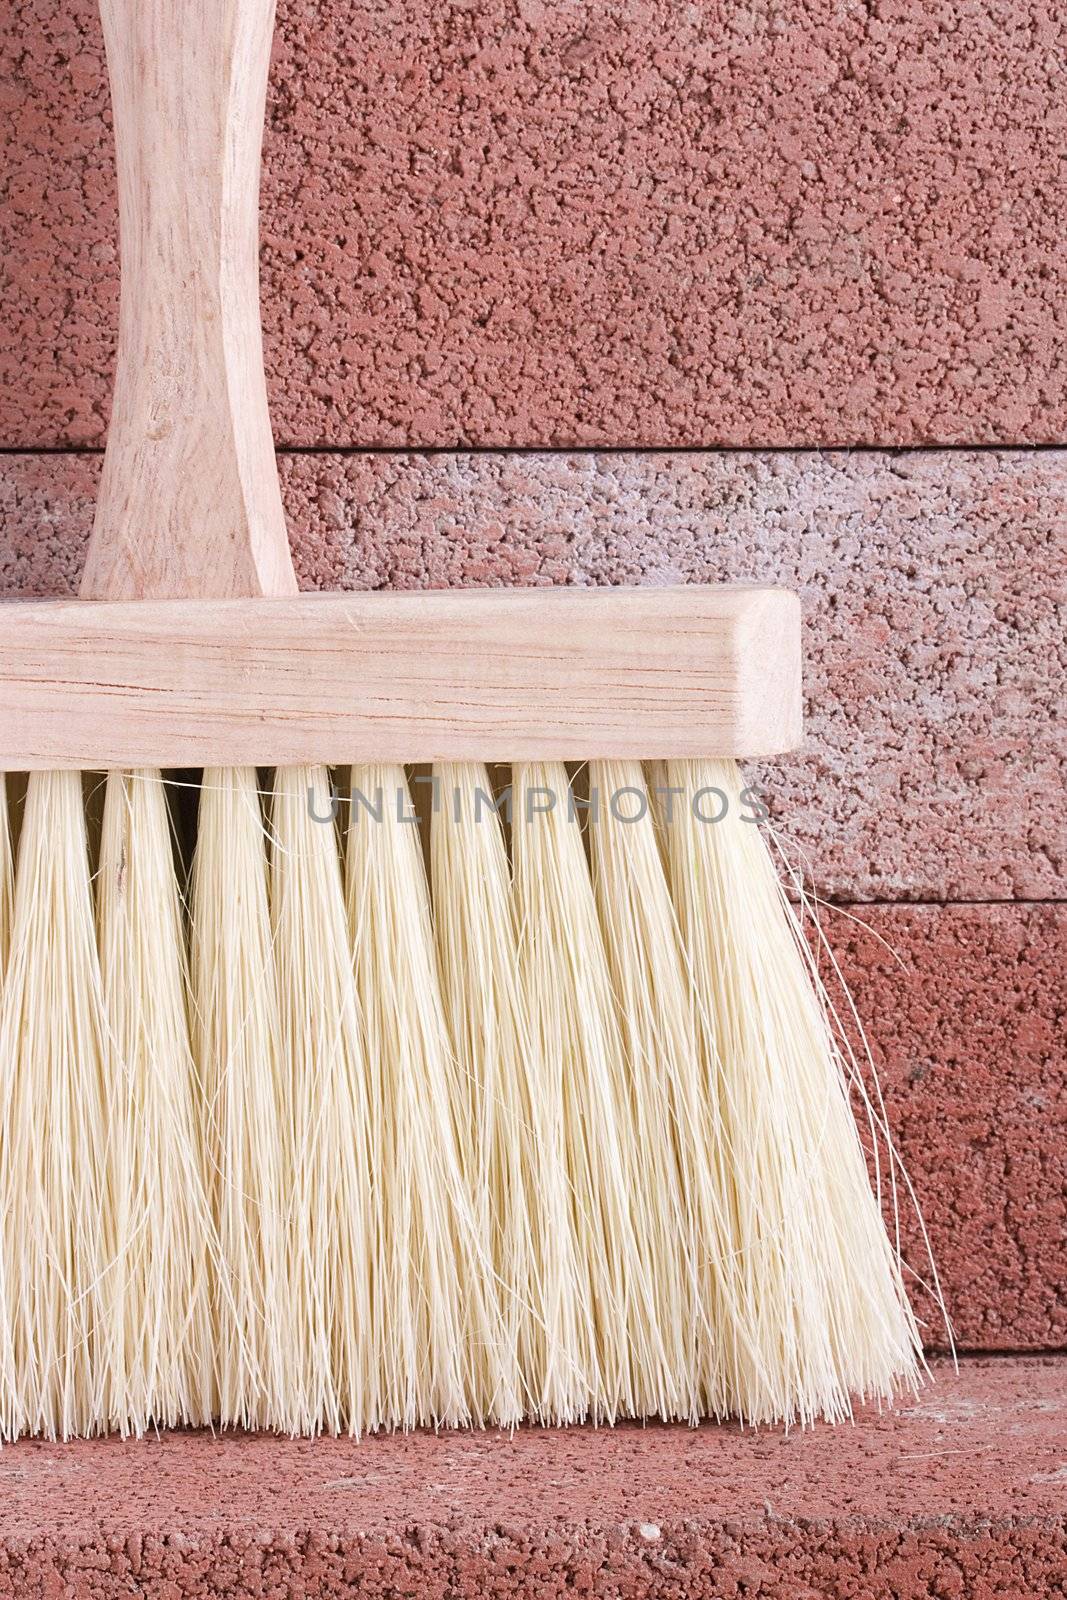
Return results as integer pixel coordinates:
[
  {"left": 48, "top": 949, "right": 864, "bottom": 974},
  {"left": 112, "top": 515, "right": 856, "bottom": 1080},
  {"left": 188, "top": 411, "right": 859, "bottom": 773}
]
[
  {"left": 4, "top": 0, "right": 1067, "bottom": 448},
  {"left": 2, "top": 448, "right": 1060, "bottom": 901},
  {"left": 0, "top": 1358, "right": 1064, "bottom": 1599},
  {"left": 833, "top": 903, "right": 1065, "bottom": 1352}
]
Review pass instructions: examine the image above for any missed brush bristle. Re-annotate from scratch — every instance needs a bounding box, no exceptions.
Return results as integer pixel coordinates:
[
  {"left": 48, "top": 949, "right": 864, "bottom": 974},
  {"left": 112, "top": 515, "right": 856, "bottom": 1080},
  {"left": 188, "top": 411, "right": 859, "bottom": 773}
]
[
  {"left": 431, "top": 760, "right": 587, "bottom": 1422},
  {"left": 0, "top": 774, "right": 13, "bottom": 976},
  {"left": 96, "top": 768, "right": 215, "bottom": 1433},
  {"left": 0, "top": 777, "right": 12, "bottom": 1434},
  {"left": 662, "top": 758, "right": 924, "bottom": 1423},
  {"left": 269, "top": 764, "right": 375, "bottom": 1434},
  {"left": 589, "top": 759, "right": 733, "bottom": 1421},
  {"left": 0, "top": 758, "right": 934, "bottom": 1438},
  {"left": 345, "top": 762, "right": 516, "bottom": 1428},
  {"left": 190, "top": 766, "right": 291, "bottom": 1430},
  {"left": 512, "top": 761, "right": 681, "bottom": 1421},
  {"left": 0, "top": 770, "right": 110, "bottom": 1439}
]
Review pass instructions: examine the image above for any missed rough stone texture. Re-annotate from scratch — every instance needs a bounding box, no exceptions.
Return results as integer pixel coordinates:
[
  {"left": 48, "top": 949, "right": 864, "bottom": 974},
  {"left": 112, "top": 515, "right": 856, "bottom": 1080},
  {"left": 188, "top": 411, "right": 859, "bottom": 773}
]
[
  {"left": 833, "top": 903, "right": 1065, "bottom": 1352},
  {"left": 2, "top": 447, "right": 1061, "bottom": 902},
  {"left": 4, "top": 0, "right": 1067, "bottom": 448},
  {"left": 0, "top": 1359, "right": 1063, "bottom": 1598}
]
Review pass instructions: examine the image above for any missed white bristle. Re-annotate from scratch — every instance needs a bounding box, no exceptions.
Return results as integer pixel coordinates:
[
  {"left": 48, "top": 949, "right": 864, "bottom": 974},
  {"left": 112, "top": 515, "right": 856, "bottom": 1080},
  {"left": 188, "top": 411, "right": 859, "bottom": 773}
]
[
  {"left": 0, "top": 771, "right": 110, "bottom": 1439},
  {"left": 0, "top": 750, "right": 935, "bottom": 1437},
  {"left": 95, "top": 769, "right": 215, "bottom": 1433},
  {"left": 345, "top": 763, "right": 516, "bottom": 1428},
  {"left": 190, "top": 766, "right": 291, "bottom": 1430},
  {"left": 269, "top": 764, "right": 375, "bottom": 1434},
  {"left": 662, "top": 758, "right": 924, "bottom": 1423},
  {"left": 588, "top": 759, "right": 738, "bottom": 1421},
  {"left": 0, "top": 774, "right": 11, "bottom": 1436},
  {"left": 431, "top": 761, "right": 588, "bottom": 1422},
  {"left": 511, "top": 762, "right": 676, "bottom": 1421},
  {"left": 0, "top": 775, "right": 13, "bottom": 974}
]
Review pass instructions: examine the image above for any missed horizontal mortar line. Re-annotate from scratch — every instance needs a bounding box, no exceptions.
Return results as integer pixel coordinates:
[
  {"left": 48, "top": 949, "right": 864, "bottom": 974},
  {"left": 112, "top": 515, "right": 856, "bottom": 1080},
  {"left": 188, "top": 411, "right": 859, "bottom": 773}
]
[
  {"left": 276, "top": 441, "right": 1067, "bottom": 458},
  {"left": 827, "top": 896, "right": 1065, "bottom": 910},
  {"left": 0, "top": 443, "right": 105, "bottom": 456},
  {"left": 2, "top": 441, "right": 1067, "bottom": 459},
  {"left": 928, "top": 1347, "right": 1067, "bottom": 1361}
]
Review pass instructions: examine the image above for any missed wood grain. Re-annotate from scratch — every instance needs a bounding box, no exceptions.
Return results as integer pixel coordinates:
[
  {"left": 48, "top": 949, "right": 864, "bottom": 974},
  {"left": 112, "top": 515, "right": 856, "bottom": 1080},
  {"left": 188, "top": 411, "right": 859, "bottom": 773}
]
[
  {"left": 0, "top": 587, "right": 801, "bottom": 768},
  {"left": 81, "top": 0, "right": 297, "bottom": 602}
]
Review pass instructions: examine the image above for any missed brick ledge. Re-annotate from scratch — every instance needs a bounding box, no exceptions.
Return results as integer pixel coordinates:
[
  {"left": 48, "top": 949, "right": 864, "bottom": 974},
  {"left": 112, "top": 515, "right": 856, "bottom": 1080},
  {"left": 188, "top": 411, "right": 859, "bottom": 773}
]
[{"left": 0, "top": 1357, "right": 1063, "bottom": 1598}]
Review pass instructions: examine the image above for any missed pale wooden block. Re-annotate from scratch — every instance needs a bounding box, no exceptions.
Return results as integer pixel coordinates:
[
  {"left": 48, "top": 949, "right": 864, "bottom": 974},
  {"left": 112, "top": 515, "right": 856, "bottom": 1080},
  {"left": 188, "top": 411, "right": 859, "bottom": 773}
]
[{"left": 0, "top": 586, "right": 800, "bottom": 769}]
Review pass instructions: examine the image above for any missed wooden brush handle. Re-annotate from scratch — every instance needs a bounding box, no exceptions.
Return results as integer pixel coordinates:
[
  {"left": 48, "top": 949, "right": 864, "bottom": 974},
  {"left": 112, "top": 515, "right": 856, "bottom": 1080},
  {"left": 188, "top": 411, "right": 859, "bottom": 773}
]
[{"left": 81, "top": 0, "right": 297, "bottom": 602}]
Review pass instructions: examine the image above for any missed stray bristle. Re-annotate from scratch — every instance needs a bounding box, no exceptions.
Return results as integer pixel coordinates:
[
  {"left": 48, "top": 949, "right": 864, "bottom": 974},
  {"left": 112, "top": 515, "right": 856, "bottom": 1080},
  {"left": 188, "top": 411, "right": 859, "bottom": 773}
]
[
  {"left": 662, "top": 758, "right": 924, "bottom": 1423},
  {"left": 0, "top": 771, "right": 109, "bottom": 1439},
  {"left": 345, "top": 763, "right": 516, "bottom": 1428},
  {"left": 96, "top": 769, "right": 215, "bottom": 1432},
  {"left": 191, "top": 766, "right": 291, "bottom": 1429},
  {"left": 512, "top": 762, "right": 673, "bottom": 1421},
  {"left": 269, "top": 764, "right": 375, "bottom": 1434}
]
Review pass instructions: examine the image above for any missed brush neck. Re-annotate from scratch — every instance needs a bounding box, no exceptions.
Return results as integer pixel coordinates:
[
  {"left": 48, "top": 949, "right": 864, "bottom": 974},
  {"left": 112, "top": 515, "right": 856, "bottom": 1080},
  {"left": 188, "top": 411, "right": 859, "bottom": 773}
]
[{"left": 82, "top": 0, "right": 297, "bottom": 602}]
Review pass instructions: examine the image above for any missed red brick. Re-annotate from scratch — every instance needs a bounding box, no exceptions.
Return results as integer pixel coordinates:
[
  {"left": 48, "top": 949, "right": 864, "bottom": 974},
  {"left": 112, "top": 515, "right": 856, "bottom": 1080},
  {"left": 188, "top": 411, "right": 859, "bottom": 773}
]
[
  {"left": 2, "top": 448, "right": 1060, "bottom": 901},
  {"left": 0, "top": 1358, "right": 1063, "bottom": 1599},
  {"left": 832, "top": 904, "right": 1066, "bottom": 1352},
  {"left": 3, "top": 0, "right": 1066, "bottom": 448}
]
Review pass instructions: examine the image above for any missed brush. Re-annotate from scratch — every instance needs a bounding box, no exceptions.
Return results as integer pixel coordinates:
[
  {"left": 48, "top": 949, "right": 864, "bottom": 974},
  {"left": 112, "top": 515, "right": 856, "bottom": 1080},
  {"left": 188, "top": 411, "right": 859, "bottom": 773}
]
[{"left": 0, "top": 0, "right": 926, "bottom": 1437}]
